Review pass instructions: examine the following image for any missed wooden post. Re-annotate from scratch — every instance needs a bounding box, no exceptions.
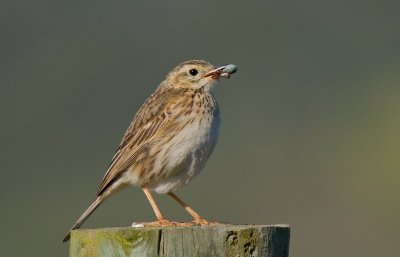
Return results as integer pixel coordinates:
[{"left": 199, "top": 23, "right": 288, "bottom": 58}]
[{"left": 69, "top": 224, "right": 290, "bottom": 257}]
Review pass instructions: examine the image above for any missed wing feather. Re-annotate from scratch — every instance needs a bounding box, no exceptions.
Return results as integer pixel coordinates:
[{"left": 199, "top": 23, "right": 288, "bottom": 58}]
[{"left": 97, "top": 88, "right": 182, "bottom": 195}]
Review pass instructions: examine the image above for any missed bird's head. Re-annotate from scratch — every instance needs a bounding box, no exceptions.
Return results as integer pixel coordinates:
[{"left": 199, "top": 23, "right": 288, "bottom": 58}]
[{"left": 163, "top": 60, "right": 238, "bottom": 91}]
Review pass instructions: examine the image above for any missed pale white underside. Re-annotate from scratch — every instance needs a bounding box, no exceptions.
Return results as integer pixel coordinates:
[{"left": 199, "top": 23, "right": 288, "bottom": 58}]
[{"left": 149, "top": 108, "right": 220, "bottom": 193}]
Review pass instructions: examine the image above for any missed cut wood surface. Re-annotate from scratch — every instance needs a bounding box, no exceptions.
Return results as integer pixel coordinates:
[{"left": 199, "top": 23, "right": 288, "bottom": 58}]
[{"left": 70, "top": 224, "right": 290, "bottom": 257}]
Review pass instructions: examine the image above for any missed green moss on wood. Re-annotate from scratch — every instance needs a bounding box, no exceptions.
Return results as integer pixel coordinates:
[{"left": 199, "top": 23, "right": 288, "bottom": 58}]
[{"left": 225, "top": 228, "right": 261, "bottom": 257}]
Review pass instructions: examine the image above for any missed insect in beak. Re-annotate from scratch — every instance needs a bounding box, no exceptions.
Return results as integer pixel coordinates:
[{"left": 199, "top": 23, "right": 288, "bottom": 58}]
[{"left": 204, "top": 64, "right": 238, "bottom": 79}]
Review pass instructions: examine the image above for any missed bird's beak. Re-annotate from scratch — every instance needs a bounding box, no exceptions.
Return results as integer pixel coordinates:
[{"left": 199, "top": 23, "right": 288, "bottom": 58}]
[{"left": 204, "top": 64, "right": 238, "bottom": 79}]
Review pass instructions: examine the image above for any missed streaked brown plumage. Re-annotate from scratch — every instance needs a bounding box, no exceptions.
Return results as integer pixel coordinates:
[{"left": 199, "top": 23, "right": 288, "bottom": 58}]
[{"left": 63, "top": 60, "right": 237, "bottom": 242}]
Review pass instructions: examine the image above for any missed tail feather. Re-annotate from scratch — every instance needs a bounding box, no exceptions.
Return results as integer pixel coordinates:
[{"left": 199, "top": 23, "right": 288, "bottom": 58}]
[{"left": 63, "top": 196, "right": 103, "bottom": 242}]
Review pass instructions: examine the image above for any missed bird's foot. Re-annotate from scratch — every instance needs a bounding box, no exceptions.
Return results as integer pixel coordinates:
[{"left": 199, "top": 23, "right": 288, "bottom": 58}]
[
  {"left": 193, "top": 219, "right": 230, "bottom": 226},
  {"left": 131, "top": 219, "right": 227, "bottom": 228},
  {"left": 132, "top": 219, "right": 194, "bottom": 227},
  {"left": 155, "top": 219, "right": 180, "bottom": 227},
  {"left": 192, "top": 218, "right": 210, "bottom": 226}
]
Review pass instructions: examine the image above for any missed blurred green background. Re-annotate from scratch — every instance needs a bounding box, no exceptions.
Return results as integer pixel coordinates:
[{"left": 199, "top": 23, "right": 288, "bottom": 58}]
[{"left": 1, "top": 0, "right": 400, "bottom": 256}]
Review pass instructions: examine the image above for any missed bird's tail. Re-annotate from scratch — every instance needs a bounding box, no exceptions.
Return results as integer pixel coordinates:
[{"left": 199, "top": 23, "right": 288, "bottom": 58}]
[{"left": 63, "top": 196, "right": 104, "bottom": 242}]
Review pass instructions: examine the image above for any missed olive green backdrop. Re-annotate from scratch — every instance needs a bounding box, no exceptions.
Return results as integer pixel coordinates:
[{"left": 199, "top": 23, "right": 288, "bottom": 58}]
[{"left": 1, "top": 1, "right": 399, "bottom": 256}]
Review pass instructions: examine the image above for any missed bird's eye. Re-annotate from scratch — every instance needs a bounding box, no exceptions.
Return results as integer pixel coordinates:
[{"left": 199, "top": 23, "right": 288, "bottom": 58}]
[{"left": 189, "top": 69, "right": 198, "bottom": 76}]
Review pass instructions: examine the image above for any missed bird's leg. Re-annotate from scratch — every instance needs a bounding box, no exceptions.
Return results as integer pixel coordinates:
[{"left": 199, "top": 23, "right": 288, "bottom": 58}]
[
  {"left": 167, "top": 192, "right": 210, "bottom": 225},
  {"left": 142, "top": 187, "right": 175, "bottom": 226},
  {"left": 142, "top": 187, "right": 164, "bottom": 220}
]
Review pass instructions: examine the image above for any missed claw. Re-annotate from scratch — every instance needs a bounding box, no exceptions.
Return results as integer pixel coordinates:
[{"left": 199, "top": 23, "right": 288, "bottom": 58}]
[
  {"left": 193, "top": 218, "right": 210, "bottom": 226},
  {"left": 133, "top": 219, "right": 197, "bottom": 227}
]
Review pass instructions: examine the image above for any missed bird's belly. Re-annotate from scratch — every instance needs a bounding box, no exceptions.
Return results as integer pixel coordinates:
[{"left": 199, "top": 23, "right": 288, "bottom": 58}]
[{"left": 149, "top": 113, "right": 220, "bottom": 193}]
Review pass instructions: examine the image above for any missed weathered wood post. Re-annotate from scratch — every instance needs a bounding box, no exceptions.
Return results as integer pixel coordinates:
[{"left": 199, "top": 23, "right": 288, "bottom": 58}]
[{"left": 69, "top": 224, "right": 290, "bottom": 257}]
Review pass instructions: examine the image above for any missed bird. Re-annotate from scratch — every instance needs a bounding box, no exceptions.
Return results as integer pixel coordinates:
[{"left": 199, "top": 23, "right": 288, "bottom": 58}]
[{"left": 63, "top": 60, "right": 238, "bottom": 242}]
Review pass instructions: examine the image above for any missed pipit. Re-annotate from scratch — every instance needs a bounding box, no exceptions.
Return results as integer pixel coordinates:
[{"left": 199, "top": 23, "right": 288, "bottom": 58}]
[{"left": 63, "top": 60, "right": 238, "bottom": 242}]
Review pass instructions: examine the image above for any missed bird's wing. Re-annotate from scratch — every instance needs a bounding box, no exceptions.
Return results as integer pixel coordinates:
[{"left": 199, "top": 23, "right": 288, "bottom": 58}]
[{"left": 97, "top": 88, "right": 182, "bottom": 195}]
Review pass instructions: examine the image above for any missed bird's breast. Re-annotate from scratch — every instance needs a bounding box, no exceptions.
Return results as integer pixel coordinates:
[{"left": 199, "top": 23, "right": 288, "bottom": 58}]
[
  {"left": 167, "top": 106, "right": 220, "bottom": 170},
  {"left": 149, "top": 103, "right": 221, "bottom": 193}
]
